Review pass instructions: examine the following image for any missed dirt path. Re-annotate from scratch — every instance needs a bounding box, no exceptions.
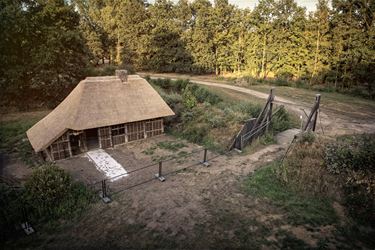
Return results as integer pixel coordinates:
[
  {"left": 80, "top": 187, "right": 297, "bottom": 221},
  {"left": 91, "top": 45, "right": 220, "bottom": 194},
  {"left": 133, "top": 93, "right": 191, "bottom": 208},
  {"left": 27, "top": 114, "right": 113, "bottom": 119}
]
[{"left": 141, "top": 73, "right": 375, "bottom": 136}]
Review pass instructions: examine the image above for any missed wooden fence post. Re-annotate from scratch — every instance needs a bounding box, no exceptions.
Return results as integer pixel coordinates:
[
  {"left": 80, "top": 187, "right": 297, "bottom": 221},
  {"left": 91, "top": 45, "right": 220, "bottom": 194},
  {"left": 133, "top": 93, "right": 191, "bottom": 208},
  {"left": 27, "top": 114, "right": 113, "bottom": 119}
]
[
  {"left": 312, "top": 94, "right": 320, "bottom": 132},
  {"left": 303, "top": 94, "right": 321, "bottom": 132},
  {"left": 266, "top": 88, "right": 274, "bottom": 132}
]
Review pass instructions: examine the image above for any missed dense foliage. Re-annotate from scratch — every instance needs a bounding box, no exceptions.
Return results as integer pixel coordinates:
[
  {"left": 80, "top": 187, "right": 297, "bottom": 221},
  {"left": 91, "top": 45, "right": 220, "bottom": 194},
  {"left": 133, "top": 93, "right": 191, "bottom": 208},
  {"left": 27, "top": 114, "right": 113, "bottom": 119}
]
[
  {"left": 279, "top": 133, "right": 375, "bottom": 225},
  {"left": 1, "top": 0, "right": 374, "bottom": 109},
  {"left": 324, "top": 134, "right": 375, "bottom": 223},
  {"left": 0, "top": 0, "right": 89, "bottom": 108},
  {"left": 76, "top": 0, "right": 374, "bottom": 97},
  {"left": 0, "top": 164, "right": 93, "bottom": 242}
]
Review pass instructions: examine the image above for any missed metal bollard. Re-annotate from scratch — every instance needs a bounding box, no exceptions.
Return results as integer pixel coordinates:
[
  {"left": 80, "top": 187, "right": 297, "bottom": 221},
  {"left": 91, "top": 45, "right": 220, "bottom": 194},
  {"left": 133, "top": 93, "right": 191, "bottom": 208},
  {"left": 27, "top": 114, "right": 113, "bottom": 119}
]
[
  {"left": 155, "top": 161, "right": 165, "bottom": 182},
  {"left": 200, "top": 149, "right": 210, "bottom": 167},
  {"left": 100, "top": 180, "right": 111, "bottom": 203},
  {"left": 21, "top": 206, "right": 34, "bottom": 235}
]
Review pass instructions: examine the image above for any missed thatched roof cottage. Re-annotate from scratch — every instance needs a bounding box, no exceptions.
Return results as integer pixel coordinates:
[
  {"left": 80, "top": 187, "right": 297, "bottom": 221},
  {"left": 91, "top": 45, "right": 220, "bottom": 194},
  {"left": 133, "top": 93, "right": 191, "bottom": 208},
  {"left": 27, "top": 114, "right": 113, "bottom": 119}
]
[{"left": 27, "top": 70, "right": 175, "bottom": 161}]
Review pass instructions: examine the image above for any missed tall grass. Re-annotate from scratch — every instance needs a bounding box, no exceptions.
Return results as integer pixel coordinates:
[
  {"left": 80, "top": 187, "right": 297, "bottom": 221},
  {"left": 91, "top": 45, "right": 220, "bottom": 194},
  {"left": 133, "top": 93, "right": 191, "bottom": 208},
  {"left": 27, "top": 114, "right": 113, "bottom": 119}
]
[{"left": 245, "top": 162, "right": 338, "bottom": 226}]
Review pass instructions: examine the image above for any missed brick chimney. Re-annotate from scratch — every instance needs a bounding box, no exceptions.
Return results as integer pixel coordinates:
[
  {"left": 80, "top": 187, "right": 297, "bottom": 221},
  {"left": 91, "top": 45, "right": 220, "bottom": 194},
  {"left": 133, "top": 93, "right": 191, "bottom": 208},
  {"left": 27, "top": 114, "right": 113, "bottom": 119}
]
[{"left": 115, "top": 70, "right": 128, "bottom": 83}]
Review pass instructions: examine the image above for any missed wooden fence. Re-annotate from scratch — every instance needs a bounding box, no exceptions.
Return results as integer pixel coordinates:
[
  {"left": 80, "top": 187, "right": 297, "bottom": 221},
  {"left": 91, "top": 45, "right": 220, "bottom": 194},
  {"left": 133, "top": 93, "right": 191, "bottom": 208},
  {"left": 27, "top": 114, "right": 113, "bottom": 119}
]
[
  {"left": 303, "top": 94, "right": 321, "bottom": 132},
  {"left": 230, "top": 88, "right": 275, "bottom": 151}
]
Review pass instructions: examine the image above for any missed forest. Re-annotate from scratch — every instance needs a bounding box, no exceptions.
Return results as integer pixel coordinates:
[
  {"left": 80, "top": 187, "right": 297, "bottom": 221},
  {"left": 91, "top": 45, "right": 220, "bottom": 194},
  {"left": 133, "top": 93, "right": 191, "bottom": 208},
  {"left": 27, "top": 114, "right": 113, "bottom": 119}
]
[{"left": 0, "top": 0, "right": 374, "bottom": 108}]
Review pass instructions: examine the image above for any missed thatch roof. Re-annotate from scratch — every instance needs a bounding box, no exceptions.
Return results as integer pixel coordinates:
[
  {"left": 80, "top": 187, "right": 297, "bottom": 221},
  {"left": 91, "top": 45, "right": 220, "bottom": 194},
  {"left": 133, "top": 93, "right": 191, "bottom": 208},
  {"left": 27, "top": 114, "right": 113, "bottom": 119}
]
[{"left": 27, "top": 75, "right": 175, "bottom": 152}]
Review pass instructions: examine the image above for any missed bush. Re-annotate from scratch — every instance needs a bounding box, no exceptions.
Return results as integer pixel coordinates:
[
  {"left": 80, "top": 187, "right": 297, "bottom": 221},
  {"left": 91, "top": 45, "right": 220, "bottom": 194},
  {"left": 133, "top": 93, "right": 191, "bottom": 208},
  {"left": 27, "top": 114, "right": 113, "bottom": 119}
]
[
  {"left": 324, "top": 134, "right": 375, "bottom": 224},
  {"left": 324, "top": 134, "right": 375, "bottom": 173},
  {"left": 279, "top": 134, "right": 375, "bottom": 225},
  {"left": 24, "top": 164, "right": 93, "bottom": 220},
  {"left": 151, "top": 78, "right": 293, "bottom": 151},
  {"left": 85, "top": 65, "right": 117, "bottom": 76},
  {"left": 0, "top": 165, "right": 93, "bottom": 243},
  {"left": 182, "top": 87, "right": 198, "bottom": 109},
  {"left": 182, "top": 124, "right": 209, "bottom": 144},
  {"left": 0, "top": 184, "right": 24, "bottom": 242},
  {"left": 271, "top": 107, "right": 293, "bottom": 134},
  {"left": 298, "top": 131, "right": 315, "bottom": 144}
]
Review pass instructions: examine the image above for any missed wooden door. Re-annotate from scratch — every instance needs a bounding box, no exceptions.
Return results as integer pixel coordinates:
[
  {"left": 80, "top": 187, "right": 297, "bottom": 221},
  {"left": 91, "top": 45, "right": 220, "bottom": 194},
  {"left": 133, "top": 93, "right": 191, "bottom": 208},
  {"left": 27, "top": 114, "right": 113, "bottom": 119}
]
[{"left": 98, "top": 127, "right": 112, "bottom": 148}]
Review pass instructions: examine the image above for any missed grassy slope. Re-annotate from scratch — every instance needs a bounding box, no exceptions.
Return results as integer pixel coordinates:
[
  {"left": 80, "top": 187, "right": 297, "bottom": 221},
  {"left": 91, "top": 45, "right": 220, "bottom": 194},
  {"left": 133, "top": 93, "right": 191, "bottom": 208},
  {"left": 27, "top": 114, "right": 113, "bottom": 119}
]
[
  {"left": 151, "top": 79, "right": 296, "bottom": 152},
  {"left": 245, "top": 162, "right": 337, "bottom": 227},
  {"left": 0, "top": 111, "right": 48, "bottom": 165}
]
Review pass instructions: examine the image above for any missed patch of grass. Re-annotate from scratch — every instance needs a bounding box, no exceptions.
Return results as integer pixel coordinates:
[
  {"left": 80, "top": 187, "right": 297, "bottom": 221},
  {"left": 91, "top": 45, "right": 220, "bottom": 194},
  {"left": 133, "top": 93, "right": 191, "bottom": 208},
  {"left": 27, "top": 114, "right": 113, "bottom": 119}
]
[
  {"left": 242, "top": 133, "right": 276, "bottom": 155},
  {"left": 142, "top": 145, "right": 157, "bottom": 155},
  {"left": 0, "top": 117, "right": 41, "bottom": 166},
  {"left": 156, "top": 141, "right": 187, "bottom": 151},
  {"left": 245, "top": 162, "right": 338, "bottom": 226},
  {"left": 279, "top": 234, "right": 311, "bottom": 249},
  {"left": 334, "top": 225, "right": 375, "bottom": 249}
]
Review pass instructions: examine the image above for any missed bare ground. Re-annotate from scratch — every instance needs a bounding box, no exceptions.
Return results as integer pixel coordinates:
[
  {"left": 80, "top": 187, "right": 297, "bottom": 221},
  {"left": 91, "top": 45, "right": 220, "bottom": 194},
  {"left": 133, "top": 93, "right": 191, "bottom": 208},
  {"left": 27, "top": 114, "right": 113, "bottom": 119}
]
[
  {"left": 19, "top": 129, "right": 316, "bottom": 249},
  {"left": 12, "top": 128, "right": 367, "bottom": 249}
]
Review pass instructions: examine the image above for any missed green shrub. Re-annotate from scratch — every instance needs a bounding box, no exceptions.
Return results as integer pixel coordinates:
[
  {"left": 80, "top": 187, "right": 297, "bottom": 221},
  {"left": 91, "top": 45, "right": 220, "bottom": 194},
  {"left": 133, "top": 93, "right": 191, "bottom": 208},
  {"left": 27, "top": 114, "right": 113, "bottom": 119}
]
[
  {"left": 24, "top": 164, "right": 93, "bottom": 220},
  {"left": 191, "top": 85, "right": 222, "bottom": 105},
  {"left": 0, "top": 184, "right": 24, "bottom": 242},
  {"left": 182, "top": 124, "right": 209, "bottom": 143},
  {"left": 182, "top": 87, "right": 197, "bottom": 109},
  {"left": 298, "top": 131, "right": 315, "bottom": 144},
  {"left": 279, "top": 134, "right": 375, "bottom": 225},
  {"left": 271, "top": 107, "right": 293, "bottom": 134},
  {"left": 324, "top": 134, "right": 375, "bottom": 224},
  {"left": 151, "top": 78, "right": 292, "bottom": 152},
  {"left": 0, "top": 165, "right": 93, "bottom": 243},
  {"left": 157, "top": 141, "right": 187, "bottom": 151},
  {"left": 324, "top": 134, "right": 375, "bottom": 173},
  {"left": 206, "top": 114, "right": 226, "bottom": 128}
]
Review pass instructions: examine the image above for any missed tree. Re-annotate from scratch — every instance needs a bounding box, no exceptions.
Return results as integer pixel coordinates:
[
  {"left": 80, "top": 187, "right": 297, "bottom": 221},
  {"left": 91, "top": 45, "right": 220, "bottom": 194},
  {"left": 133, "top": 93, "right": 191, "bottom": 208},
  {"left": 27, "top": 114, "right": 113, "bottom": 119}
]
[
  {"left": 188, "top": 0, "right": 215, "bottom": 73},
  {"left": 145, "top": 0, "right": 192, "bottom": 72},
  {"left": 307, "top": 0, "right": 331, "bottom": 83},
  {"left": 272, "top": 0, "right": 308, "bottom": 80},
  {"left": 331, "top": 0, "right": 375, "bottom": 94},
  {"left": 245, "top": 0, "right": 277, "bottom": 78},
  {"left": 0, "top": 0, "right": 89, "bottom": 108}
]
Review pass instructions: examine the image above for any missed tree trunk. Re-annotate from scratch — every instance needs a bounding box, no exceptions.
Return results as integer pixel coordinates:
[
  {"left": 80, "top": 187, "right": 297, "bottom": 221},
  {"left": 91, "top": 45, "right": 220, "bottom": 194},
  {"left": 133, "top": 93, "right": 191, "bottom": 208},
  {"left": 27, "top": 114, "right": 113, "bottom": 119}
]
[
  {"left": 311, "top": 27, "right": 320, "bottom": 82},
  {"left": 116, "top": 29, "right": 121, "bottom": 65},
  {"left": 261, "top": 34, "right": 267, "bottom": 79}
]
